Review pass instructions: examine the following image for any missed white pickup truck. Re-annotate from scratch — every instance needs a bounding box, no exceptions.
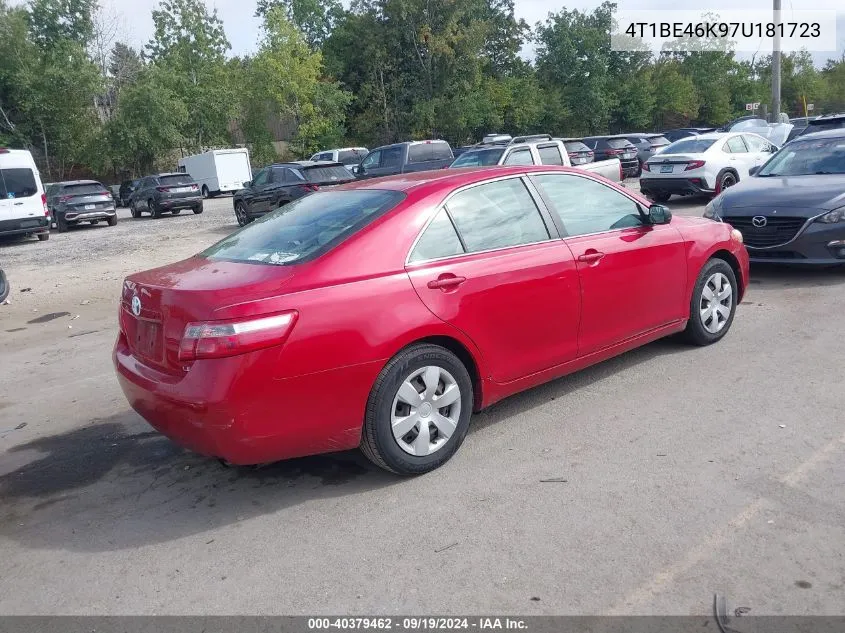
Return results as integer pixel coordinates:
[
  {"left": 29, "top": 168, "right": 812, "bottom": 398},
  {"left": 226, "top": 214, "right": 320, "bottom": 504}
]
[{"left": 450, "top": 135, "right": 622, "bottom": 182}]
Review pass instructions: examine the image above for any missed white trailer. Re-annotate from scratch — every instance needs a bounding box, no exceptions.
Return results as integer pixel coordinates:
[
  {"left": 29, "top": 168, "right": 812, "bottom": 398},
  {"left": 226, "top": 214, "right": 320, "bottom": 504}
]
[{"left": 177, "top": 148, "right": 252, "bottom": 198}]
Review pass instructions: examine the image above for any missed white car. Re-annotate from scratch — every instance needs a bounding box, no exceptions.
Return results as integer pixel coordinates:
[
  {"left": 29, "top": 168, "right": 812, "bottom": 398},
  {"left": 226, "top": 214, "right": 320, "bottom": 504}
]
[
  {"left": 639, "top": 132, "right": 777, "bottom": 202},
  {"left": 0, "top": 148, "right": 50, "bottom": 241},
  {"left": 309, "top": 147, "right": 369, "bottom": 173}
]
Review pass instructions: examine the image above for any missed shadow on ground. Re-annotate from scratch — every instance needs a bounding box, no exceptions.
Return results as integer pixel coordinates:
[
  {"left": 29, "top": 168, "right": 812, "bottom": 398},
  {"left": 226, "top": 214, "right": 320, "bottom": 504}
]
[{"left": 0, "top": 335, "right": 692, "bottom": 554}]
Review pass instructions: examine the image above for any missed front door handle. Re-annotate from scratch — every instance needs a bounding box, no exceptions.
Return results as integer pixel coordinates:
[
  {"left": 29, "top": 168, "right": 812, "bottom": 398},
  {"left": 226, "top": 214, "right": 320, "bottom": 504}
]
[
  {"left": 13, "top": 202, "right": 24, "bottom": 205},
  {"left": 578, "top": 251, "right": 605, "bottom": 264},
  {"left": 427, "top": 275, "right": 467, "bottom": 290}
]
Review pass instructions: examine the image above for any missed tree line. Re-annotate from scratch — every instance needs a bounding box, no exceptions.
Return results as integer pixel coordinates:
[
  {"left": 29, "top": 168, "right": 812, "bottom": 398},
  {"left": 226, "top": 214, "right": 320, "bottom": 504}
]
[{"left": 1, "top": 0, "right": 844, "bottom": 181}]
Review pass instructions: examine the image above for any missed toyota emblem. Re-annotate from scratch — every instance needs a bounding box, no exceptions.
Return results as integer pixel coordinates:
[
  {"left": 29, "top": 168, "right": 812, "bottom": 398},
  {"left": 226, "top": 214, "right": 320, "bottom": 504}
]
[
  {"left": 752, "top": 216, "right": 768, "bottom": 228},
  {"left": 131, "top": 295, "right": 142, "bottom": 317}
]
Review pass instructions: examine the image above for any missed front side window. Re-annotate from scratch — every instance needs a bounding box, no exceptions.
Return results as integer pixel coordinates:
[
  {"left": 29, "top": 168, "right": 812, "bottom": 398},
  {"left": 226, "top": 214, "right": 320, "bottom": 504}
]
[
  {"left": 445, "top": 178, "right": 549, "bottom": 252},
  {"left": 381, "top": 147, "right": 404, "bottom": 168},
  {"left": 203, "top": 190, "right": 406, "bottom": 265},
  {"left": 338, "top": 149, "right": 367, "bottom": 165},
  {"left": 743, "top": 134, "right": 769, "bottom": 152},
  {"left": 533, "top": 174, "right": 644, "bottom": 236},
  {"left": 251, "top": 169, "right": 270, "bottom": 186},
  {"left": 537, "top": 144, "right": 564, "bottom": 166},
  {"left": 361, "top": 151, "right": 381, "bottom": 169},
  {"left": 409, "top": 209, "right": 465, "bottom": 262},
  {"left": 724, "top": 136, "right": 748, "bottom": 153},
  {"left": 503, "top": 148, "right": 534, "bottom": 166}
]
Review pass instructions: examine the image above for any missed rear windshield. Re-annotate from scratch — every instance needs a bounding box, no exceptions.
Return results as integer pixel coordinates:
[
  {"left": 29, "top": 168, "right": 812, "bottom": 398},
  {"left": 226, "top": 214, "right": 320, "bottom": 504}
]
[
  {"left": 159, "top": 175, "right": 194, "bottom": 186},
  {"left": 563, "top": 142, "right": 590, "bottom": 152},
  {"left": 62, "top": 183, "right": 107, "bottom": 195},
  {"left": 304, "top": 165, "right": 354, "bottom": 183},
  {"left": 806, "top": 120, "right": 845, "bottom": 132},
  {"left": 202, "top": 190, "right": 406, "bottom": 265},
  {"left": 451, "top": 148, "right": 505, "bottom": 167},
  {"left": 648, "top": 136, "right": 670, "bottom": 145},
  {"left": 607, "top": 139, "right": 633, "bottom": 149},
  {"left": 338, "top": 149, "right": 367, "bottom": 165},
  {"left": 664, "top": 138, "right": 717, "bottom": 154},
  {"left": 0, "top": 168, "right": 38, "bottom": 198},
  {"left": 408, "top": 142, "right": 452, "bottom": 163}
]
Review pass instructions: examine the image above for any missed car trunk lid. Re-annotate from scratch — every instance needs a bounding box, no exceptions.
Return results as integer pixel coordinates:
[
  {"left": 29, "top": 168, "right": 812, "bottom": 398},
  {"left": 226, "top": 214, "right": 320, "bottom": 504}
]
[{"left": 120, "top": 257, "right": 297, "bottom": 373}]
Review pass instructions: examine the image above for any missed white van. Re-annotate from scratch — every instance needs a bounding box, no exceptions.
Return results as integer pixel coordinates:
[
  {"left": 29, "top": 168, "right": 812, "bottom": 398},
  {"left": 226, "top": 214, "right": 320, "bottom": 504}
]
[
  {"left": 0, "top": 148, "right": 50, "bottom": 241},
  {"left": 177, "top": 148, "right": 252, "bottom": 198}
]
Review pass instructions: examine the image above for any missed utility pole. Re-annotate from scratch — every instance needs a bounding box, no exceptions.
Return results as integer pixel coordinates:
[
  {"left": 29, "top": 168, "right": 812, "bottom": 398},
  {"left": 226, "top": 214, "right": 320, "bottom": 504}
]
[{"left": 771, "top": 0, "right": 782, "bottom": 122}]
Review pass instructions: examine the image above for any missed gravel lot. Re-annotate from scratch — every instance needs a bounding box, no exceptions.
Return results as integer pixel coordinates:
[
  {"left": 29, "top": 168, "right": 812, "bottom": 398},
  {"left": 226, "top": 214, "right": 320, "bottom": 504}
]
[{"left": 1, "top": 187, "right": 844, "bottom": 616}]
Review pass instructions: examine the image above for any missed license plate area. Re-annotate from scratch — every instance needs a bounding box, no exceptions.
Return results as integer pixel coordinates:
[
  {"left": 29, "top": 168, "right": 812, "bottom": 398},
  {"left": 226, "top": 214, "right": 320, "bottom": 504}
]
[
  {"left": 133, "top": 320, "right": 163, "bottom": 361},
  {"left": 85, "top": 203, "right": 96, "bottom": 210},
  {"left": 660, "top": 165, "right": 674, "bottom": 173}
]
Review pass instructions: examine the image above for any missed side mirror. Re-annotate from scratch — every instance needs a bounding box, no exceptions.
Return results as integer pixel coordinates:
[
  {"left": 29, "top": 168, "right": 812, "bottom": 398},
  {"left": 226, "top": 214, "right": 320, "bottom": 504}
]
[
  {"left": 243, "top": 181, "right": 252, "bottom": 188},
  {"left": 749, "top": 166, "right": 760, "bottom": 176},
  {"left": 648, "top": 204, "right": 672, "bottom": 225},
  {"left": 770, "top": 145, "right": 779, "bottom": 153},
  {"left": 352, "top": 165, "right": 362, "bottom": 175}
]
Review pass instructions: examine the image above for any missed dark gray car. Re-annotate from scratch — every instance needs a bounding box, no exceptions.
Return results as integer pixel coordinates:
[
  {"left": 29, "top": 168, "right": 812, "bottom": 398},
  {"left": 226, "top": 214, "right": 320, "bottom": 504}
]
[
  {"left": 622, "top": 133, "right": 670, "bottom": 167},
  {"left": 47, "top": 180, "right": 117, "bottom": 232},
  {"left": 704, "top": 129, "right": 845, "bottom": 265},
  {"left": 354, "top": 140, "right": 453, "bottom": 179},
  {"left": 130, "top": 173, "right": 203, "bottom": 218}
]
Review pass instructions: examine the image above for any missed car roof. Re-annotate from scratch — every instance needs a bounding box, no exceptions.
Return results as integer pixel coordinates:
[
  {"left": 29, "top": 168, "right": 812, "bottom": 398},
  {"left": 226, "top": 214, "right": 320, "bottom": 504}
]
[
  {"left": 793, "top": 128, "right": 845, "bottom": 140},
  {"left": 272, "top": 161, "right": 344, "bottom": 168},
  {"left": 583, "top": 135, "right": 635, "bottom": 141},
  {"left": 373, "top": 140, "right": 449, "bottom": 151},
  {"left": 336, "top": 165, "right": 601, "bottom": 194},
  {"left": 155, "top": 172, "right": 187, "bottom": 177},
  {"left": 809, "top": 113, "right": 845, "bottom": 122},
  {"left": 673, "top": 132, "right": 734, "bottom": 141}
]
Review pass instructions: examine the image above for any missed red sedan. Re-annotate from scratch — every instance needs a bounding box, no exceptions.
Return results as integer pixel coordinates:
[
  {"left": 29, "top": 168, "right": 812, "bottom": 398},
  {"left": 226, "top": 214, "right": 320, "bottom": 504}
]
[{"left": 114, "top": 166, "right": 749, "bottom": 475}]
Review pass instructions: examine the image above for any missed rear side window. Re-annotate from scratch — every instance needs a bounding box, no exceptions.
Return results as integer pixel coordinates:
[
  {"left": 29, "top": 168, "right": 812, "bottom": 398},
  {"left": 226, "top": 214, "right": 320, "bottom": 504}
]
[
  {"left": 537, "top": 144, "right": 564, "bottom": 165},
  {"left": 409, "top": 209, "right": 464, "bottom": 262},
  {"left": 159, "top": 174, "right": 194, "bottom": 186},
  {"left": 203, "top": 190, "right": 406, "bottom": 265},
  {"left": 446, "top": 178, "right": 549, "bottom": 253},
  {"left": 304, "top": 166, "right": 353, "bottom": 182},
  {"left": 0, "top": 168, "right": 38, "bottom": 198},
  {"left": 724, "top": 136, "right": 748, "bottom": 153},
  {"left": 408, "top": 142, "right": 452, "bottom": 163},
  {"left": 62, "top": 183, "right": 107, "bottom": 195}
]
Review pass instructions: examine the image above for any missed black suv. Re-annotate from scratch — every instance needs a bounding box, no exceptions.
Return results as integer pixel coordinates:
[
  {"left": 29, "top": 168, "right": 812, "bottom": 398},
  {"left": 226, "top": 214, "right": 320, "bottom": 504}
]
[
  {"left": 130, "top": 173, "right": 203, "bottom": 218},
  {"left": 233, "top": 161, "right": 354, "bottom": 226},
  {"left": 793, "top": 113, "right": 845, "bottom": 140},
  {"left": 47, "top": 180, "right": 117, "bottom": 232},
  {"left": 118, "top": 179, "right": 139, "bottom": 207},
  {"left": 582, "top": 136, "right": 640, "bottom": 177},
  {"left": 354, "top": 140, "right": 453, "bottom": 179}
]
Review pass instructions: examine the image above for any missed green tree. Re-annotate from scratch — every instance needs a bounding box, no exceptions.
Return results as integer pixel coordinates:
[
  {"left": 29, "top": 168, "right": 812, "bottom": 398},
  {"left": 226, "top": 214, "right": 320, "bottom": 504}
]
[
  {"left": 146, "top": 0, "right": 235, "bottom": 149},
  {"left": 27, "top": 0, "right": 96, "bottom": 48},
  {"left": 651, "top": 61, "right": 699, "bottom": 129},
  {"left": 255, "top": 0, "right": 343, "bottom": 49}
]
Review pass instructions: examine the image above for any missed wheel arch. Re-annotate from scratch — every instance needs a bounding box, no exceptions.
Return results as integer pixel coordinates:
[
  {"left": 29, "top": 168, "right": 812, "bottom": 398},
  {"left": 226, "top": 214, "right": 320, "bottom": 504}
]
[
  {"left": 393, "top": 335, "right": 485, "bottom": 412},
  {"left": 709, "top": 248, "right": 745, "bottom": 302},
  {"left": 714, "top": 167, "right": 740, "bottom": 194}
]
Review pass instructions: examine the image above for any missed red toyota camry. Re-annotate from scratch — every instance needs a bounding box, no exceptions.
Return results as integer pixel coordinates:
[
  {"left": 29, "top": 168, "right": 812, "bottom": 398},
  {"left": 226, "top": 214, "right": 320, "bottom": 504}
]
[{"left": 114, "top": 166, "right": 749, "bottom": 475}]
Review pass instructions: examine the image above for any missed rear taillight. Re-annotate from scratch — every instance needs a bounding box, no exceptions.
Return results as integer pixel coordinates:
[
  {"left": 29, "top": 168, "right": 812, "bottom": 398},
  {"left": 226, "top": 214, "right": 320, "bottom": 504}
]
[
  {"left": 685, "top": 160, "right": 705, "bottom": 171},
  {"left": 156, "top": 187, "right": 171, "bottom": 193},
  {"left": 58, "top": 195, "right": 72, "bottom": 202},
  {"left": 191, "top": 184, "right": 198, "bottom": 191},
  {"left": 606, "top": 148, "right": 624, "bottom": 156},
  {"left": 41, "top": 193, "right": 49, "bottom": 215},
  {"left": 641, "top": 162, "right": 650, "bottom": 172},
  {"left": 178, "top": 311, "right": 298, "bottom": 361},
  {"left": 303, "top": 184, "right": 319, "bottom": 192}
]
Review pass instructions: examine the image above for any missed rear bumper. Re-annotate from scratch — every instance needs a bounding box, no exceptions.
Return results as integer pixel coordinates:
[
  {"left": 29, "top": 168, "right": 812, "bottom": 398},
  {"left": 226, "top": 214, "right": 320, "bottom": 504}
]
[
  {"left": 620, "top": 158, "right": 640, "bottom": 176},
  {"left": 640, "top": 177, "right": 715, "bottom": 196},
  {"left": 113, "top": 335, "right": 382, "bottom": 464},
  {"left": 64, "top": 208, "right": 116, "bottom": 221},
  {"left": 157, "top": 196, "right": 202, "bottom": 210},
  {"left": 0, "top": 216, "right": 50, "bottom": 236}
]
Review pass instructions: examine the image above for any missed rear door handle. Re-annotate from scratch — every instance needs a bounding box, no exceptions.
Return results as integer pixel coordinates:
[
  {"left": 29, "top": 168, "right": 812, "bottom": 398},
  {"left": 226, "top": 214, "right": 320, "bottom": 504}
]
[
  {"left": 578, "top": 251, "right": 605, "bottom": 264},
  {"left": 13, "top": 202, "right": 24, "bottom": 205},
  {"left": 427, "top": 275, "right": 467, "bottom": 290}
]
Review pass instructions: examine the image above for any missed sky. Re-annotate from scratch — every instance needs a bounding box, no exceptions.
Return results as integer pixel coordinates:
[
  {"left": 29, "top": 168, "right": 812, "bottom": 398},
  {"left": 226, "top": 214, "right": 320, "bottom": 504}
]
[{"left": 15, "top": 0, "right": 845, "bottom": 64}]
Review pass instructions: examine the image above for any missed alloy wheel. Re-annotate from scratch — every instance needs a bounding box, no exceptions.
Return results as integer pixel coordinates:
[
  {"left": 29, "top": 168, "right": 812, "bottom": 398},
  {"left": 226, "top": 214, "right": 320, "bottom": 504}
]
[
  {"left": 699, "top": 272, "right": 733, "bottom": 334},
  {"left": 391, "top": 365, "right": 461, "bottom": 456}
]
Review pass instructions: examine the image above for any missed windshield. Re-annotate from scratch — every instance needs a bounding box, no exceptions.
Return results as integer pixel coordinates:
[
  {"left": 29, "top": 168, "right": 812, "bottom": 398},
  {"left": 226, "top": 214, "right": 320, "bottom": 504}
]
[
  {"left": 451, "top": 148, "right": 505, "bottom": 167},
  {"left": 202, "top": 190, "right": 406, "bottom": 265},
  {"left": 757, "top": 137, "right": 845, "bottom": 176},
  {"left": 663, "top": 138, "right": 717, "bottom": 154},
  {"left": 62, "top": 183, "right": 107, "bottom": 195},
  {"left": 304, "top": 166, "right": 354, "bottom": 183},
  {"left": 338, "top": 149, "right": 367, "bottom": 165},
  {"left": 159, "top": 175, "right": 194, "bottom": 186}
]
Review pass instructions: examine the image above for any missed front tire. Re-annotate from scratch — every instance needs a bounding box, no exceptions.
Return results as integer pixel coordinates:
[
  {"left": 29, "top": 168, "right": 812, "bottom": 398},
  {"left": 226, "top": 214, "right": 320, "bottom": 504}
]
[
  {"left": 235, "top": 201, "right": 250, "bottom": 226},
  {"left": 361, "top": 344, "right": 473, "bottom": 475},
  {"left": 130, "top": 201, "right": 141, "bottom": 218},
  {"left": 37, "top": 232, "right": 50, "bottom": 241},
  {"left": 684, "top": 258, "right": 738, "bottom": 346}
]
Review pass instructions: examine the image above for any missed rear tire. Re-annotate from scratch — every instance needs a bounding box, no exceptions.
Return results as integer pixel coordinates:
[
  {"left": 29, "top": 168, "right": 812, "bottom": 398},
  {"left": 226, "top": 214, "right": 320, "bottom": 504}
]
[
  {"left": 107, "top": 215, "right": 118, "bottom": 226},
  {"left": 361, "top": 344, "right": 473, "bottom": 475},
  {"left": 202, "top": 186, "right": 209, "bottom": 199},
  {"left": 171, "top": 209, "right": 181, "bottom": 215},
  {"left": 57, "top": 215, "right": 69, "bottom": 233},
  {"left": 684, "top": 258, "right": 738, "bottom": 346},
  {"left": 149, "top": 200, "right": 161, "bottom": 219},
  {"left": 37, "top": 233, "right": 50, "bottom": 241},
  {"left": 717, "top": 171, "right": 738, "bottom": 194},
  {"left": 193, "top": 203, "right": 203, "bottom": 214},
  {"left": 650, "top": 192, "right": 671, "bottom": 203},
  {"left": 130, "top": 201, "right": 140, "bottom": 218}
]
